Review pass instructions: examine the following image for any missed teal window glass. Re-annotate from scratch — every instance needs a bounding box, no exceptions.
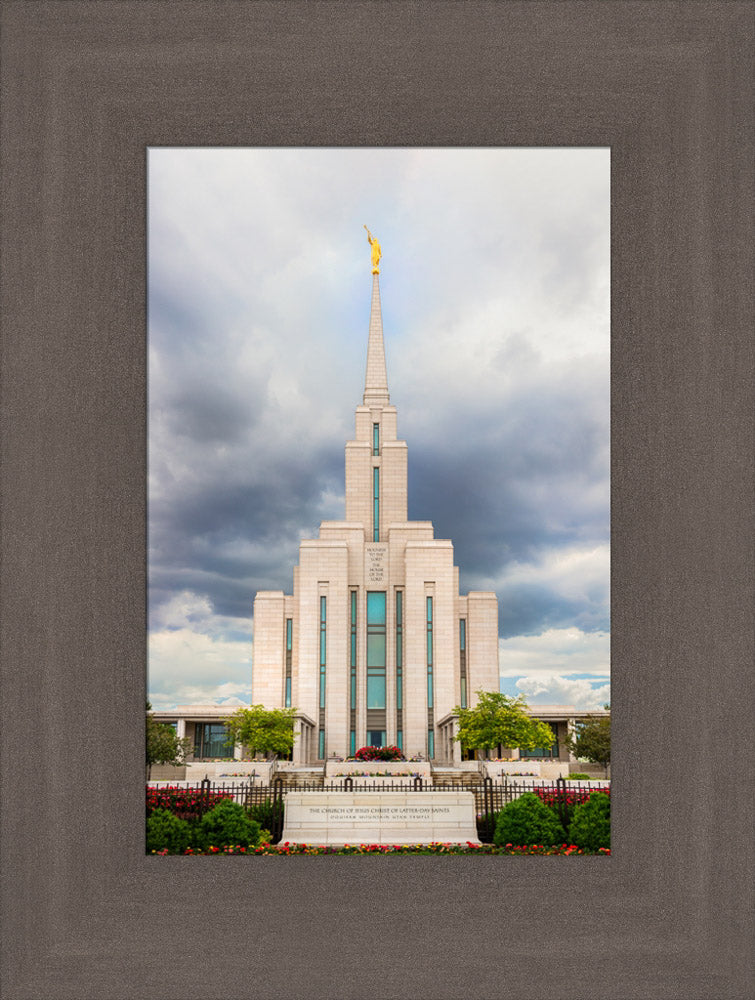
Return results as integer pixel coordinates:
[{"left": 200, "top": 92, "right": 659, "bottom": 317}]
[
  {"left": 373, "top": 422, "right": 379, "bottom": 455},
  {"left": 366, "top": 591, "right": 386, "bottom": 709},
  {"left": 396, "top": 591, "right": 403, "bottom": 711},
  {"left": 367, "top": 591, "right": 386, "bottom": 624},
  {"left": 397, "top": 730, "right": 403, "bottom": 751},
  {"left": 373, "top": 467, "right": 379, "bottom": 541},
  {"left": 367, "top": 673, "right": 386, "bottom": 709},
  {"left": 318, "top": 729, "right": 325, "bottom": 759},
  {"left": 350, "top": 591, "right": 357, "bottom": 711},
  {"left": 428, "top": 730, "right": 434, "bottom": 758},
  {"left": 366, "top": 632, "right": 386, "bottom": 666},
  {"left": 193, "top": 723, "right": 233, "bottom": 759},
  {"left": 367, "top": 730, "right": 386, "bottom": 747},
  {"left": 459, "top": 617, "right": 467, "bottom": 708},
  {"left": 285, "top": 617, "right": 293, "bottom": 707},
  {"left": 319, "top": 596, "right": 326, "bottom": 709},
  {"left": 426, "top": 595, "right": 434, "bottom": 709},
  {"left": 350, "top": 730, "right": 356, "bottom": 756}
]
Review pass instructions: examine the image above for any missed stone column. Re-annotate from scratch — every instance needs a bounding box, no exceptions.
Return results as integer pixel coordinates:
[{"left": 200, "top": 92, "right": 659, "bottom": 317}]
[
  {"left": 293, "top": 717, "right": 305, "bottom": 765},
  {"left": 451, "top": 720, "right": 462, "bottom": 766},
  {"left": 567, "top": 717, "right": 578, "bottom": 762}
]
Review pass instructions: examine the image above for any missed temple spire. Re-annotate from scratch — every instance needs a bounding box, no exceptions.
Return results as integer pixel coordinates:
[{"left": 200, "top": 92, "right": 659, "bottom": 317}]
[
  {"left": 363, "top": 271, "right": 390, "bottom": 406},
  {"left": 362, "top": 228, "right": 389, "bottom": 406}
]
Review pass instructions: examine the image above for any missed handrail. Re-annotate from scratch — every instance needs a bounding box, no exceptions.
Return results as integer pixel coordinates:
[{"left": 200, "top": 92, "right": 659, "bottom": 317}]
[{"left": 268, "top": 753, "right": 279, "bottom": 783}]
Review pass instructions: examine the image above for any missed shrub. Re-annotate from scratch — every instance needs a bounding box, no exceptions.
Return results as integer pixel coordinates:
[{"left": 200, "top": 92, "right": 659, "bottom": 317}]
[
  {"left": 147, "top": 808, "right": 191, "bottom": 854},
  {"left": 534, "top": 784, "right": 609, "bottom": 831},
  {"left": 568, "top": 792, "right": 611, "bottom": 851},
  {"left": 196, "top": 799, "right": 262, "bottom": 851},
  {"left": 247, "top": 798, "right": 284, "bottom": 831},
  {"left": 493, "top": 792, "right": 565, "bottom": 847},
  {"left": 566, "top": 773, "right": 593, "bottom": 781}
]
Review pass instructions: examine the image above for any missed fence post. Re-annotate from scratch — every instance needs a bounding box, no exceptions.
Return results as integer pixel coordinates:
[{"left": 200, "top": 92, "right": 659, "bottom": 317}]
[
  {"left": 556, "top": 776, "right": 569, "bottom": 833},
  {"left": 413, "top": 775, "right": 423, "bottom": 790},
  {"left": 271, "top": 777, "right": 285, "bottom": 843},
  {"left": 201, "top": 777, "right": 211, "bottom": 817},
  {"left": 483, "top": 775, "right": 493, "bottom": 841},
  {"left": 345, "top": 776, "right": 353, "bottom": 790}
]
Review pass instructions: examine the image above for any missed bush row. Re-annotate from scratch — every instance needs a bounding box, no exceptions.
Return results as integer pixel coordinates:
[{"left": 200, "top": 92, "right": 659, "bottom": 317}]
[
  {"left": 147, "top": 799, "right": 267, "bottom": 854},
  {"left": 494, "top": 791, "right": 610, "bottom": 851}
]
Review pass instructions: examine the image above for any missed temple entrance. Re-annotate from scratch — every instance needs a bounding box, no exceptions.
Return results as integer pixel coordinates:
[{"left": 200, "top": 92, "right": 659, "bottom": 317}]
[{"left": 367, "top": 730, "right": 386, "bottom": 747}]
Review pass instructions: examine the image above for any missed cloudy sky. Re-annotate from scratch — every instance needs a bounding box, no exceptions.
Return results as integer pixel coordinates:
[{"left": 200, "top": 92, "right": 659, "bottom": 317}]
[{"left": 147, "top": 147, "right": 610, "bottom": 712}]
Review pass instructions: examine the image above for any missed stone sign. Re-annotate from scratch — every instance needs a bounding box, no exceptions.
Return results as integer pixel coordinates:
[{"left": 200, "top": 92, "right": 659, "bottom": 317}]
[
  {"left": 280, "top": 791, "right": 481, "bottom": 845},
  {"left": 365, "top": 543, "right": 388, "bottom": 584}
]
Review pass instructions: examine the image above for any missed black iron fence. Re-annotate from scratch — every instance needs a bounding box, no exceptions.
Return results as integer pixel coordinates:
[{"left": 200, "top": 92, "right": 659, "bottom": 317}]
[{"left": 146, "top": 776, "right": 610, "bottom": 844}]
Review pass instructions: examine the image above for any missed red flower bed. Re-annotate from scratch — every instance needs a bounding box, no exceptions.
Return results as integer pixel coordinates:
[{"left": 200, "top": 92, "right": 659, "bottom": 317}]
[
  {"left": 354, "top": 745, "right": 405, "bottom": 762},
  {"left": 151, "top": 842, "right": 611, "bottom": 856},
  {"left": 533, "top": 786, "right": 610, "bottom": 810},
  {"left": 146, "top": 785, "right": 234, "bottom": 821}
]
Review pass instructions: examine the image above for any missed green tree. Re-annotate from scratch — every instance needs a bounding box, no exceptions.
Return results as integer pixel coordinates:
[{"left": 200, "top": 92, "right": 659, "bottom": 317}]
[
  {"left": 146, "top": 702, "right": 192, "bottom": 780},
  {"left": 224, "top": 704, "right": 297, "bottom": 760},
  {"left": 564, "top": 707, "right": 611, "bottom": 776},
  {"left": 453, "top": 691, "right": 556, "bottom": 757}
]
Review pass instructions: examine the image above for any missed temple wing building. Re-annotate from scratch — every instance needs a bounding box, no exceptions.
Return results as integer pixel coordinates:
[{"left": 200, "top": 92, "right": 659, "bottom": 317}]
[{"left": 252, "top": 255, "right": 499, "bottom": 763}]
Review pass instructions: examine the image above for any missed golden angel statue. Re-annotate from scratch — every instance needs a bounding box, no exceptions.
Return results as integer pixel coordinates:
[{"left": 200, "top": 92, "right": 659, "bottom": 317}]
[{"left": 364, "top": 225, "right": 382, "bottom": 274}]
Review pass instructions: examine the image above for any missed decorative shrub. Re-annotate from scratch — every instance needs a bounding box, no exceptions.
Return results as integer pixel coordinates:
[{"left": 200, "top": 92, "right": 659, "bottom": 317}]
[
  {"left": 196, "top": 799, "right": 262, "bottom": 851},
  {"left": 568, "top": 792, "right": 611, "bottom": 852},
  {"left": 533, "top": 784, "right": 610, "bottom": 831},
  {"left": 566, "top": 773, "right": 593, "bottom": 781},
  {"left": 147, "top": 808, "right": 192, "bottom": 854},
  {"left": 354, "top": 745, "right": 405, "bottom": 762},
  {"left": 493, "top": 792, "right": 564, "bottom": 847},
  {"left": 247, "top": 798, "right": 284, "bottom": 831}
]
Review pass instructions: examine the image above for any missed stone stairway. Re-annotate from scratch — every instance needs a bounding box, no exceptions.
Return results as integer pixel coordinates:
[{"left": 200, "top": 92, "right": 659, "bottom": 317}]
[
  {"left": 430, "top": 766, "right": 484, "bottom": 788},
  {"left": 270, "top": 767, "right": 325, "bottom": 789}
]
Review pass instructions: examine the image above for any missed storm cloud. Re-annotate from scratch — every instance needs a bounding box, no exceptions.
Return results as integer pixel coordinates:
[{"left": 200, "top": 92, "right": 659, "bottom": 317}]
[{"left": 147, "top": 148, "right": 610, "bottom": 709}]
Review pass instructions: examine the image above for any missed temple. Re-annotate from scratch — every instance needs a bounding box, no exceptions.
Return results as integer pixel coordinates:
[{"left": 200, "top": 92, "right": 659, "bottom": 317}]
[{"left": 251, "top": 245, "right": 500, "bottom": 764}]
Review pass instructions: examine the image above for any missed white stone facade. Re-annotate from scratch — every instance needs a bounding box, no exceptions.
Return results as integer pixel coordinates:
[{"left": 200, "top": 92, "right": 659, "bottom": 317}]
[{"left": 251, "top": 273, "right": 499, "bottom": 763}]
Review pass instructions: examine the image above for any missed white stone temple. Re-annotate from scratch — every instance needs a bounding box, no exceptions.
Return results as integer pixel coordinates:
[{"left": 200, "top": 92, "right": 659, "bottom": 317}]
[{"left": 251, "top": 240, "right": 499, "bottom": 763}]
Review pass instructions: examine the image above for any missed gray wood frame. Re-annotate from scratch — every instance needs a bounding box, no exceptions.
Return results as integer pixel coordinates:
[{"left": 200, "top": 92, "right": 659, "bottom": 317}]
[{"left": 1, "top": 2, "right": 752, "bottom": 997}]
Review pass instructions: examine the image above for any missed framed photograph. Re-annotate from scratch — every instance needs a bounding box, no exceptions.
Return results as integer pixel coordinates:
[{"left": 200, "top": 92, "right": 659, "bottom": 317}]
[
  {"left": 146, "top": 147, "right": 611, "bottom": 853},
  {"left": 2, "top": 3, "right": 752, "bottom": 998}
]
